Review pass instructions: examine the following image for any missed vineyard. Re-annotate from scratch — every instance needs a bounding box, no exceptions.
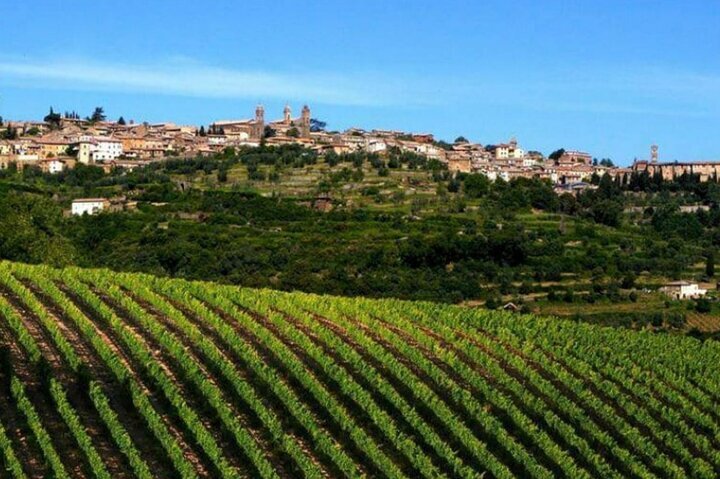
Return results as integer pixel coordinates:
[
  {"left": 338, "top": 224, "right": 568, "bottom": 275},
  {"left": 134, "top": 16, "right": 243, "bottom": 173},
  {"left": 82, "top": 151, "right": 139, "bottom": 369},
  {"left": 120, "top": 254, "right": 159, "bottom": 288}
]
[{"left": 0, "top": 262, "right": 718, "bottom": 478}]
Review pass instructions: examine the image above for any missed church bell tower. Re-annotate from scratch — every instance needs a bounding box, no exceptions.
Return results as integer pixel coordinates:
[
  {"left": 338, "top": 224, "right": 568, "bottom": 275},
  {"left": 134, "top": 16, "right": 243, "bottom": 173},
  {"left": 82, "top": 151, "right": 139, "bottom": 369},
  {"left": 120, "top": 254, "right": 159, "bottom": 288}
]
[
  {"left": 253, "top": 104, "right": 265, "bottom": 139},
  {"left": 283, "top": 104, "right": 291, "bottom": 125},
  {"left": 300, "top": 105, "right": 311, "bottom": 138}
]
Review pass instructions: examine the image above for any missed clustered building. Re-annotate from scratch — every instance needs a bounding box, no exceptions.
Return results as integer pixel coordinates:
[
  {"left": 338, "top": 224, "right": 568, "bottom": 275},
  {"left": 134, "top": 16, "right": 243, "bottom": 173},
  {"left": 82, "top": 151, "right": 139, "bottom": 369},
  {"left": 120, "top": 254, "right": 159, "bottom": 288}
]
[
  {"left": 2, "top": 106, "right": 712, "bottom": 187},
  {"left": 631, "top": 144, "right": 720, "bottom": 181},
  {"left": 0, "top": 105, "right": 316, "bottom": 174}
]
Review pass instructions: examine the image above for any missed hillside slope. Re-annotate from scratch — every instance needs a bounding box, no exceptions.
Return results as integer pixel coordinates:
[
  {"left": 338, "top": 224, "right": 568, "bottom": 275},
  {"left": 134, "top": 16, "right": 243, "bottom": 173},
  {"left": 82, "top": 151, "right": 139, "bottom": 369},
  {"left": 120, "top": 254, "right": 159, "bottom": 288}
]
[{"left": 0, "top": 261, "right": 718, "bottom": 479}]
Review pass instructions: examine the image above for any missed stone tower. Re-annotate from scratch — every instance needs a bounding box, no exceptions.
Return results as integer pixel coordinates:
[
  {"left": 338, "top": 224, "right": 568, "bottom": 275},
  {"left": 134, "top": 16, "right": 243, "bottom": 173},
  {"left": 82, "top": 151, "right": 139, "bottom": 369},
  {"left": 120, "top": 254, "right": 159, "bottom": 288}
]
[
  {"left": 651, "top": 144, "right": 658, "bottom": 163},
  {"left": 283, "top": 104, "right": 291, "bottom": 125},
  {"left": 300, "top": 105, "right": 311, "bottom": 138},
  {"left": 253, "top": 104, "right": 265, "bottom": 139}
]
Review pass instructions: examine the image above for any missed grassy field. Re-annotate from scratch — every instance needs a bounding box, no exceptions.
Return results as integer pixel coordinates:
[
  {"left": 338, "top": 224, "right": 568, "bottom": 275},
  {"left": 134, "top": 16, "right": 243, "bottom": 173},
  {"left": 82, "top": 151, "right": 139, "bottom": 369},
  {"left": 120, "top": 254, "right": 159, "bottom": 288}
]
[{"left": 0, "top": 261, "right": 719, "bottom": 478}]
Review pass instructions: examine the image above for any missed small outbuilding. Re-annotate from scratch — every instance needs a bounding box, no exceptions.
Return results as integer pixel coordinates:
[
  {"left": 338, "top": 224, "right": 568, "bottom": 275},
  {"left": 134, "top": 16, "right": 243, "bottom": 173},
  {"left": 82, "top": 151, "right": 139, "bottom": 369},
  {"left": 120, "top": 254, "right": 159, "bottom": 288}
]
[{"left": 502, "top": 302, "right": 519, "bottom": 312}]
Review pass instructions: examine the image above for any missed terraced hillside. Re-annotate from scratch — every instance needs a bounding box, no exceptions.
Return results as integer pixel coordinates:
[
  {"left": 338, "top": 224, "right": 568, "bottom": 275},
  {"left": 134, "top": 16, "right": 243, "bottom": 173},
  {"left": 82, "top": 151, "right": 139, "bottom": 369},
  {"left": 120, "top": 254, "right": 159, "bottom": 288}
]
[{"left": 0, "top": 261, "right": 718, "bottom": 479}]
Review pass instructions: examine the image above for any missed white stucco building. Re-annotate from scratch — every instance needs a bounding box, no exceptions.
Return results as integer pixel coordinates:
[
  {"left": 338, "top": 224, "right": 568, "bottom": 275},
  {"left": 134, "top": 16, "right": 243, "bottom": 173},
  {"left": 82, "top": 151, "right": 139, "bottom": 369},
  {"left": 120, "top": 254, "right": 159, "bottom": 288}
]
[
  {"left": 76, "top": 137, "right": 123, "bottom": 163},
  {"left": 42, "top": 158, "right": 66, "bottom": 174},
  {"left": 71, "top": 198, "right": 109, "bottom": 216},
  {"left": 93, "top": 137, "right": 123, "bottom": 161},
  {"left": 494, "top": 138, "right": 525, "bottom": 160},
  {"left": 365, "top": 139, "right": 388, "bottom": 154},
  {"left": 660, "top": 281, "right": 707, "bottom": 299}
]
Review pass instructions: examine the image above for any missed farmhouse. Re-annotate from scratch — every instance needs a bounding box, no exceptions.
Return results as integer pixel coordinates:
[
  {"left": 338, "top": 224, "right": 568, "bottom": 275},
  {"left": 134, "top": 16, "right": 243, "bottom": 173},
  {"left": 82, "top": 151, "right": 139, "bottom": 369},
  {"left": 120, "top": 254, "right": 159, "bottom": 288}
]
[
  {"left": 71, "top": 198, "right": 110, "bottom": 216},
  {"left": 659, "top": 281, "right": 707, "bottom": 299}
]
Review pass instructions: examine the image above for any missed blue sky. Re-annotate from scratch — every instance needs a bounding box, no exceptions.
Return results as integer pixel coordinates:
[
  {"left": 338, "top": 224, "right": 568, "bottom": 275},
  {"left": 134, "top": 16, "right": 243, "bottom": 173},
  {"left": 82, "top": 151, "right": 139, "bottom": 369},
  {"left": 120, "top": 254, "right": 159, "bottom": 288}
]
[{"left": 1, "top": 0, "right": 719, "bottom": 165}]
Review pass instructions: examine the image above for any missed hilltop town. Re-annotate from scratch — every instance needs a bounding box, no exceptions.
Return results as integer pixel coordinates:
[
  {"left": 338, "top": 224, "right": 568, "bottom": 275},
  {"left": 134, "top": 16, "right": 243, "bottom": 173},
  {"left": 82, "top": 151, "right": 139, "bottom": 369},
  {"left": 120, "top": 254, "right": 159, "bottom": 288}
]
[{"left": 4, "top": 105, "right": 717, "bottom": 190}]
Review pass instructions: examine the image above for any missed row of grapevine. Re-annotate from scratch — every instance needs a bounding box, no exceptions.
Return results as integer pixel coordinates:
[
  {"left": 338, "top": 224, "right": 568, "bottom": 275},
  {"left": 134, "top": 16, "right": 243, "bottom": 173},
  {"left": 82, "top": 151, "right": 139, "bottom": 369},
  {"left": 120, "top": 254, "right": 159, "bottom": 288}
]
[
  {"left": 222, "top": 286, "right": 510, "bottom": 477},
  {"left": 10, "top": 265, "right": 199, "bottom": 478},
  {"left": 435, "top": 306, "right": 720, "bottom": 476},
  {"left": 400, "top": 299, "right": 720, "bottom": 478},
  {"left": 53, "top": 270, "right": 240, "bottom": 478},
  {"left": 0, "top": 396, "right": 26, "bottom": 479},
  {"left": 10, "top": 377, "right": 69, "bottom": 479},
  {"left": 126, "top": 273, "right": 362, "bottom": 478},
  {"left": 87, "top": 382, "right": 153, "bottom": 479},
  {"left": 1, "top": 261, "right": 718, "bottom": 478},
  {"left": 223, "top": 287, "right": 458, "bottom": 478},
  {"left": 86, "top": 270, "right": 304, "bottom": 479},
  {"left": 175, "top": 277, "right": 410, "bottom": 478},
  {"left": 307, "top": 294, "right": 610, "bottom": 478},
  {"left": 48, "top": 379, "right": 112, "bottom": 479},
  {"left": 260, "top": 290, "right": 485, "bottom": 478}
]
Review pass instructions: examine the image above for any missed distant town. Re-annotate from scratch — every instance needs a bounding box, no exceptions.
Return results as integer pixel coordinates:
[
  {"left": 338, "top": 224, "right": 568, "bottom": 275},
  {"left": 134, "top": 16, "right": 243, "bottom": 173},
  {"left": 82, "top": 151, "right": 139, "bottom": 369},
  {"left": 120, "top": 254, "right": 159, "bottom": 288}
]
[{"left": 2, "top": 104, "right": 720, "bottom": 196}]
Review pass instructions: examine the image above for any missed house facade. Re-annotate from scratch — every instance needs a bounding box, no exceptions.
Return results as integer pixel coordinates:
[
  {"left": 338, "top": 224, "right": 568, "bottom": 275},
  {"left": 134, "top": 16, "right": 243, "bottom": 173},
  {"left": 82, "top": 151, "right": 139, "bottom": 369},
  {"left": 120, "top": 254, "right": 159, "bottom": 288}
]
[
  {"left": 93, "top": 138, "right": 123, "bottom": 161},
  {"left": 660, "top": 281, "right": 707, "bottom": 299},
  {"left": 71, "top": 198, "right": 110, "bottom": 216},
  {"left": 493, "top": 138, "right": 524, "bottom": 160}
]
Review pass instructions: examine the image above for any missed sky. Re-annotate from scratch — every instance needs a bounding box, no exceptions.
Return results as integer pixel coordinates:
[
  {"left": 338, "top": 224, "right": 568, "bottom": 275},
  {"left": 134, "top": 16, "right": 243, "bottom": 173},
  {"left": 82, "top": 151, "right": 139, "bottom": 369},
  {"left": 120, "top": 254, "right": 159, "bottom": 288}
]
[{"left": 1, "top": 0, "right": 719, "bottom": 165}]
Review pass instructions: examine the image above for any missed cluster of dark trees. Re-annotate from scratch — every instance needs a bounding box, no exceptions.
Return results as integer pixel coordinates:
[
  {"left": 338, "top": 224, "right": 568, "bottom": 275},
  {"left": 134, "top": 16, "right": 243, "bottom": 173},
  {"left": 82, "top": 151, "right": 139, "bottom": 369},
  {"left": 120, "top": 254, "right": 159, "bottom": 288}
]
[
  {"left": 324, "top": 148, "right": 444, "bottom": 174},
  {"left": 1, "top": 125, "right": 18, "bottom": 140},
  {"left": 43, "top": 106, "right": 108, "bottom": 129},
  {"left": 449, "top": 173, "right": 625, "bottom": 227},
  {"left": 0, "top": 178, "right": 704, "bottom": 305},
  {"left": 451, "top": 174, "right": 558, "bottom": 210}
]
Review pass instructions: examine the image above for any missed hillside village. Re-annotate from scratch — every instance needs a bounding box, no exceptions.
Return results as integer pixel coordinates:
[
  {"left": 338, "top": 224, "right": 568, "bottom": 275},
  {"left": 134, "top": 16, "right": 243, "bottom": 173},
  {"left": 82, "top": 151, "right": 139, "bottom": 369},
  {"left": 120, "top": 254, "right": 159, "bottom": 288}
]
[
  {"left": 7, "top": 104, "right": 717, "bottom": 190},
  {"left": 3, "top": 109, "right": 720, "bottom": 334}
]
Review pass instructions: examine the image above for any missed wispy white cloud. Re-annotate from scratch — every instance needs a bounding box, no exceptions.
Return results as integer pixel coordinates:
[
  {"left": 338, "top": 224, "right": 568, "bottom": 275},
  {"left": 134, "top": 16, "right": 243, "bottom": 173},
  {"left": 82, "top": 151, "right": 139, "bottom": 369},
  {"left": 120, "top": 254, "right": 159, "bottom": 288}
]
[
  {"left": 0, "top": 57, "right": 427, "bottom": 107},
  {"left": 2, "top": 57, "right": 719, "bottom": 118}
]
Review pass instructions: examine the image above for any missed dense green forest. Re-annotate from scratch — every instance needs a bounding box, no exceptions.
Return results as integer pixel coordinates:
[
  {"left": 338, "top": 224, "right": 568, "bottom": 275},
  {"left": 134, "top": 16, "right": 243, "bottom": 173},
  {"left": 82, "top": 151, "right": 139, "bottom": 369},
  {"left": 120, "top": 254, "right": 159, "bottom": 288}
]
[{"left": 1, "top": 145, "right": 720, "bottom": 335}]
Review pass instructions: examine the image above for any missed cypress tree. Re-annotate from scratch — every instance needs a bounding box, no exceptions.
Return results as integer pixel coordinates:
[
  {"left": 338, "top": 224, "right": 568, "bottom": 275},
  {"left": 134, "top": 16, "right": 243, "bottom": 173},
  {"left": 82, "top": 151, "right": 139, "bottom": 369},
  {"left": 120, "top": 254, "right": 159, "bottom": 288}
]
[{"left": 706, "top": 252, "right": 715, "bottom": 278}]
